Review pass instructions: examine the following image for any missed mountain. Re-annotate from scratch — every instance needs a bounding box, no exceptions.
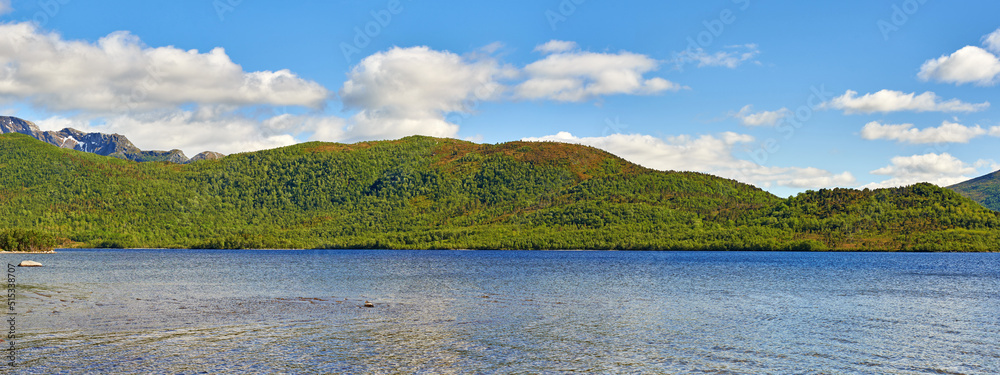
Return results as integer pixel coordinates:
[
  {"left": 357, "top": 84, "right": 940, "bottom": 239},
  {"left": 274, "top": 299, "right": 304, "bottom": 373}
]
[
  {"left": 1, "top": 132, "right": 998, "bottom": 251},
  {"left": 949, "top": 170, "right": 1000, "bottom": 211},
  {"left": 190, "top": 151, "right": 225, "bottom": 162},
  {"left": 0, "top": 116, "right": 220, "bottom": 163}
]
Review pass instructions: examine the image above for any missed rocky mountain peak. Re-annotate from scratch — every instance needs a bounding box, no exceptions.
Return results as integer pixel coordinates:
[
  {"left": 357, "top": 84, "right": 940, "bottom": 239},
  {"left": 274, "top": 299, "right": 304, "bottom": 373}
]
[
  {"left": 190, "top": 151, "right": 225, "bottom": 162},
  {"left": 0, "top": 116, "right": 42, "bottom": 135},
  {"left": 0, "top": 116, "right": 223, "bottom": 164}
]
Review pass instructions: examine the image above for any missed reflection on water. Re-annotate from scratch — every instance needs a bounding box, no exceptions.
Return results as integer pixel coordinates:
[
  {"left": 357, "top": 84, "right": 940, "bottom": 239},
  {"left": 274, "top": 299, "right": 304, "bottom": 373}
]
[{"left": 2, "top": 250, "right": 999, "bottom": 374}]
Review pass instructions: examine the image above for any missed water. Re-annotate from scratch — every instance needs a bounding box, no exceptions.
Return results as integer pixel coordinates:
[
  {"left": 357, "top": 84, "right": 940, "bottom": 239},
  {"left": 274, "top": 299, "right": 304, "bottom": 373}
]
[{"left": 2, "top": 250, "right": 999, "bottom": 374}]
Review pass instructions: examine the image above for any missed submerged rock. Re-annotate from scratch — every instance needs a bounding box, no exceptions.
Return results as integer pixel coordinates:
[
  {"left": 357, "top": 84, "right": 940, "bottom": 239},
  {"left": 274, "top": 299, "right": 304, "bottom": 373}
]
[{"left": 18, "top": 260, "right": 43, "bottom": 267}]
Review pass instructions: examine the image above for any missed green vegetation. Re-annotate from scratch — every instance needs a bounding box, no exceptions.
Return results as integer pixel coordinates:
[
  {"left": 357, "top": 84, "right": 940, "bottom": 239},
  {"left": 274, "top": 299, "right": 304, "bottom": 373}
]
[
  {"left": 760, "top": 185, "right": 1000, "bottom": 251},
  {"left": 0, "top": 228, "right": 58, "bottom": 252},
  {"left": 1, "top": 132, "right": 998, "bottom": 251},
  {"left": 949, "top": 170, "right": 1000, "bottom": 212}
]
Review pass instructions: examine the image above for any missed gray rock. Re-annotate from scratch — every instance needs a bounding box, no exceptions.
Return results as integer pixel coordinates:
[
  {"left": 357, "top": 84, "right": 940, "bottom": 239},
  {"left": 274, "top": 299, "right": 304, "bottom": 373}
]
[
  {"left": 0, "top": 116, "right": 42, "bottom": 136},
  {"left": 0, "top": 116, "right": 224, "bottom": 164},
  {"left": 190, "top": 151, "right": 225, "bottom": 162},
  {"left": 18, "top": 260, "right": 43, "bottom": 267}
]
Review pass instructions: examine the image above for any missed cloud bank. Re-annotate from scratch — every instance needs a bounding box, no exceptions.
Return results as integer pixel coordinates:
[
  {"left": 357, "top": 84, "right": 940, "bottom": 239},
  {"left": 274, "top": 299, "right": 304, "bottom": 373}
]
[
  {"left": 522, "top": 131, "right": 855, "bottom": 189},
  {"left": 3, "top": 29, "right": 695, "bottom": 155},
  {"left": 860, "top": 120, "right": 998, "bottom": 144},
  {"left": 0, "top": 23, "right": 329, "bottom": 112},
  {"left": 339, "top": 46, "right": 511, "bottom": 142},
  {"left": 733, "top": 105, "right": 790, "bottom": 127},
  {"left": 675, "top": 44, "right": 760, "bottom": 69},
  {"left": 865, "top": 153, "right": 989, "bottom": 188},
  {"left": 516, "top": 41, "right": 686, "bottom": 102},
  {"left": 824, "top": 90, "right": 989, "bottom": 114}
]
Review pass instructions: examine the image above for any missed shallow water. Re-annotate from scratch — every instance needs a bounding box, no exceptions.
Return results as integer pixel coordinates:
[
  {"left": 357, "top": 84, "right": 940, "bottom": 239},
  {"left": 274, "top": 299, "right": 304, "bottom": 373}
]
[{"left": 2, "top": 250, "right": 999, "bottom": 374}]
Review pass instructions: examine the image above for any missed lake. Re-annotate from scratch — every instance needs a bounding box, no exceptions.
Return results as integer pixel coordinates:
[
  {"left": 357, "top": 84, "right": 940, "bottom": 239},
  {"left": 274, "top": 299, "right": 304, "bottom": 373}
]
[{"left": 3, "top": 250, "right": 999, "bottom": 374}]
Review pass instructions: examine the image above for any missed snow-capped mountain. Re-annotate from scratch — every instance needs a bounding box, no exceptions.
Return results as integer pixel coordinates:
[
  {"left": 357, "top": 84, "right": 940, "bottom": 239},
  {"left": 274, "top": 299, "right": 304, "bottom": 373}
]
[{"left": 0, "top": 116, "right": 222, "bottom": 163}]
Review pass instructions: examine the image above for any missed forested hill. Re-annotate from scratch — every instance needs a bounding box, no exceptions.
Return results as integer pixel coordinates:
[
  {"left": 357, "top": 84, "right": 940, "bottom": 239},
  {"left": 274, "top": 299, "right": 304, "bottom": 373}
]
[
  {"left": 1, "top": 132, "right": 998, "bottom": 251},
  {"left": 949, "top": 170, "right": 1000, "bottom": 212}
]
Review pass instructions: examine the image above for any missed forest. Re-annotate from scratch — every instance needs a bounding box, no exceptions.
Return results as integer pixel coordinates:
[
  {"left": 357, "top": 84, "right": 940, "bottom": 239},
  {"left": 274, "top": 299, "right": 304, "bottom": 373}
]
[
  {"left": 1, "top": 132, "right": 998, "bottom": 252},
  {"left": 949, "top": 170, "right": 1000, "bottom": 212}
]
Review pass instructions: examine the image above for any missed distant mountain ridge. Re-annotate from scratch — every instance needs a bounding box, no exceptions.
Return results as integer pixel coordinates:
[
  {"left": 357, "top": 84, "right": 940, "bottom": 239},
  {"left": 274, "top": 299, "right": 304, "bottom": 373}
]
[
  {"left": 949, "top": 170, "right": 1000, "bottom": 211},
  {"left": 0, "top": 116, "right": 222, "bottom": 163}
]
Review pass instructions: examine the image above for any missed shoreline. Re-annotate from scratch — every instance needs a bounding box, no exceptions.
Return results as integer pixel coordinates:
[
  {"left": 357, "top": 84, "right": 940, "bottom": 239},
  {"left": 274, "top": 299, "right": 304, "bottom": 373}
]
[
  {"left": 1, "top": 250, "right": 57, "bottom": 254},
  {"left": 44, "top": 248, "right": 999, "bottom": 253}
]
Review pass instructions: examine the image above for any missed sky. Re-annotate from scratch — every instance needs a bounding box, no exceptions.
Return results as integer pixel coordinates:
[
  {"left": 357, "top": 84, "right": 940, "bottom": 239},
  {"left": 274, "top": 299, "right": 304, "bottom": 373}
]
[{"left": 1, "top": 0, "right": 999, "bottom": 197}]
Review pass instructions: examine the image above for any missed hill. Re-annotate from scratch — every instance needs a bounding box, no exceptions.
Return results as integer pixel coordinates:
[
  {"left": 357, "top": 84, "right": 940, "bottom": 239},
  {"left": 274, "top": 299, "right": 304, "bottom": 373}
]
[
  {"left": 763, "top": 185, "right": 999, "bottom": 251},
  {"left": 949, "top": 170, "right": 1000, "bottom": 212},
  {"left": 1, "top": 132, "right": 998, "bottom": 251}
]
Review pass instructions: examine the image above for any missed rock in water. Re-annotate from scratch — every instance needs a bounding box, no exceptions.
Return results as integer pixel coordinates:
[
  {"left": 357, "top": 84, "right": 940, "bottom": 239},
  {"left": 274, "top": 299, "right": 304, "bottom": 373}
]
[
  {"left": 18, "top": 260, "right": 43, "bottom": 267},
  {"left": 364, "top": 301, "right": 374, "bottom": 308}
]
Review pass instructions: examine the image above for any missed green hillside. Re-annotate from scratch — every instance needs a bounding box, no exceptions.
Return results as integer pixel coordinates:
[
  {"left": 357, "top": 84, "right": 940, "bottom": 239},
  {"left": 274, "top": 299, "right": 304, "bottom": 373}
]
[
  {"left": 949, "top": 170, "right": 1000, "bottom": 211},
  {"left": 763, "top": 185, "right": 1000, "bottom": 251},
  {"left": 1, "top": 132, "right": 998, "bottom": 251}
]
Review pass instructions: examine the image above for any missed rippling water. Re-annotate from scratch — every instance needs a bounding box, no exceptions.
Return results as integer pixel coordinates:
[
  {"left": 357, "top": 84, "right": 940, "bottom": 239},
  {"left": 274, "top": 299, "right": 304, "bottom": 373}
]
[{"left": 2, "top": 250, "right": 999, "bottom": 374}]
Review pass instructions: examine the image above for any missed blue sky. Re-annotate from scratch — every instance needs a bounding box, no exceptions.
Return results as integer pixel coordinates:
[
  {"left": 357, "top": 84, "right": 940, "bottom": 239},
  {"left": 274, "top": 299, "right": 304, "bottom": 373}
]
[{"left": 1, "top": 0, "right": 999, "bottom": 196}]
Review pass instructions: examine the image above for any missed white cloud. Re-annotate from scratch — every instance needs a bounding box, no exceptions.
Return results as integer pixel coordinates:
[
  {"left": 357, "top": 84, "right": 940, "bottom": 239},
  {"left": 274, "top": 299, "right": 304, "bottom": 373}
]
[
  {"left": 522, "top": 131, "right": 855, "bottom": 190},
  {"left": 824, "top": 90, "right": 989, "bottom": 114},
  {"left": 917, "top": 28, "right": 1000, "bottom": 86},
  {"left": 0, "top": 1, "right": 12, "bottom": 15},
  {"left": 865, "top": 153, "right": 979, "bottom": 188},
  {"left": 918, "top": 46, "right": 1000, "bottom": 86},
  {"left": 0, "top": 22, "right": 341, "bottom": 156},
  {"left": 523, "top": 131, "right": 749, "bottom": 172},
  {"left": 262, "top": 113, "right": 347, "bottom": 143},
  {"left": 534, "top": 40, "right": 578, "bottom": 54},
  {"left": 0, "top": 22, "right": 329, "bottom": 113},
  {"left": 675, "top": 44, "right": 760, "bottom": 69},
  {"left": 516, "top": 44, "right": 685, "bottom": 102},
  {"left": 1, "top": 32, "right": 700, "bottom": 154},
  {"left": 860, "top": 120, "right": 989, "bottom": 144},
  {"left": 984, "top": 28, "right": 1000, "bottom": 53},
  {"left": 35, "top": 111, "right": 311, "bottom": 156},
  {"left": 479, "top": 42, "right": 505, "bottom": 54},
  {"left": 733, "top": 105, "right": 790, "bottom": 127},
  {"left": 770, "top": 169, "right": 857, "bottom": 190},
  {"left": 339, "top": 46, "right": 512, "bottom": 142},
  {"left": 974, "top": 158, "right": 1000, "bottom": 172}
]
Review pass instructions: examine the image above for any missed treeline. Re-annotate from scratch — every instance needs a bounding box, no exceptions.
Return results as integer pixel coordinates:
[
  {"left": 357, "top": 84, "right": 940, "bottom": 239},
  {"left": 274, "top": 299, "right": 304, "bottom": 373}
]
[
  {"left": 0, "top": 228, "right": 58, "bottom": 252},
  {"left": 1, "top": 132, "right": 998, "bottom": 251},
  {"left": 758, "top": 184, "right": 1000, "bottom": 251}
]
